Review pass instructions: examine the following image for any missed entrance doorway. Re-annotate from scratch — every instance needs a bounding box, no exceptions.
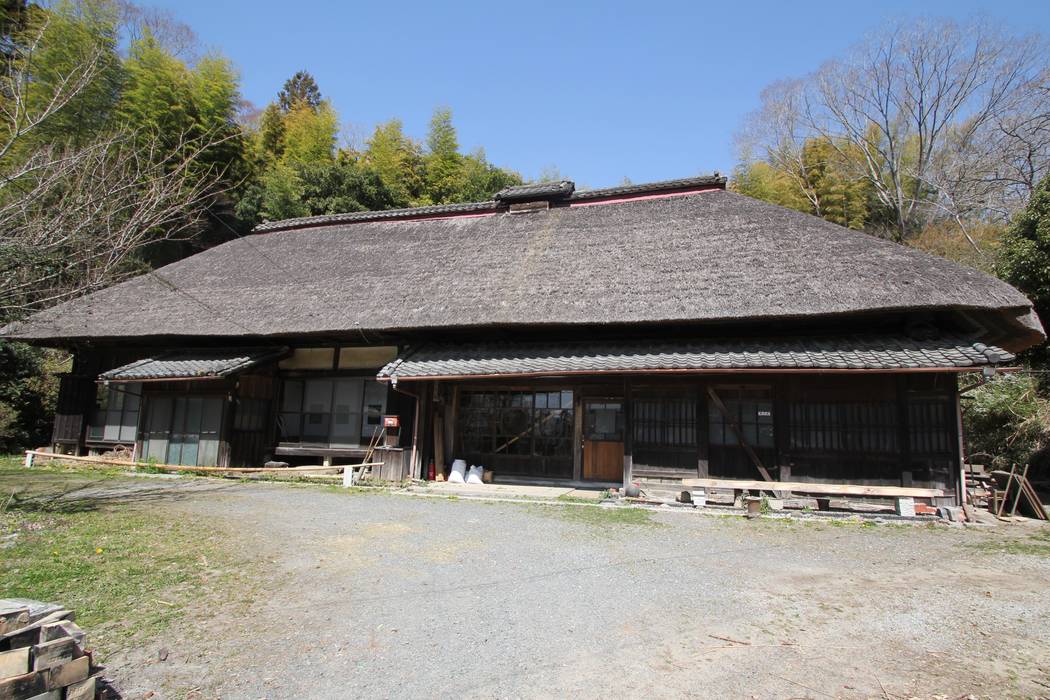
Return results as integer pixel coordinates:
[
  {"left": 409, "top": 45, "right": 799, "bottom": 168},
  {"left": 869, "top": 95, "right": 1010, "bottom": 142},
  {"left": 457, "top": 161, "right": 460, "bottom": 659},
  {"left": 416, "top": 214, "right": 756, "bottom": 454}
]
[
  {"left": 582, "top": 400, "right": 624, "bottom": 481},
  {"left": 143, "top": 395, "right": 225, "bottom": 466}
]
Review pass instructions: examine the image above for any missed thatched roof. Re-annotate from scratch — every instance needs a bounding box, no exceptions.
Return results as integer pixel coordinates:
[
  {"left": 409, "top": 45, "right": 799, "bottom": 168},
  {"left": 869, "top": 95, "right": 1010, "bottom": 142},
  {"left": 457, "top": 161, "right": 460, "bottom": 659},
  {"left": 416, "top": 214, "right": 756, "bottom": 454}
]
[{"left": 3, "top": 176, "right": 1043, "bottom": 351}]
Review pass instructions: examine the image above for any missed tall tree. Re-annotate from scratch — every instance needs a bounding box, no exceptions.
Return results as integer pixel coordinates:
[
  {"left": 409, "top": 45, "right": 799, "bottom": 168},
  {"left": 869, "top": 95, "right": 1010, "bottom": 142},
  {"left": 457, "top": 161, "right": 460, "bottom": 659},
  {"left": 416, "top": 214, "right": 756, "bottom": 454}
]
[
  {"left": 256, "top": 102, "right": 285, "bottom": 162},
  {"left": 16, "top": 0, "right": 123, "bottom": 149},
  {"left": 280, "top": 99, "right": 338, "bottom": 164},
  {"left": 363, "top": 119, "right": 424, "bottom": 207},
  {"left": 997, "top": 175, "right": 1050, "bottom": 366},
  {"left": 423, "top": 107, "right": 463, "bottom": 204},
  {"left": 117, "top": 31, "right": 194, "bottom": 147},
  {"left": 0, "top": 15, "right": 232, "bottom": 321},
  {"left": 738, "top": 18, "right": 1048, "bottom": 244},
  {"left": 277, "top": 70, "right": 321, "bottom": 112}
]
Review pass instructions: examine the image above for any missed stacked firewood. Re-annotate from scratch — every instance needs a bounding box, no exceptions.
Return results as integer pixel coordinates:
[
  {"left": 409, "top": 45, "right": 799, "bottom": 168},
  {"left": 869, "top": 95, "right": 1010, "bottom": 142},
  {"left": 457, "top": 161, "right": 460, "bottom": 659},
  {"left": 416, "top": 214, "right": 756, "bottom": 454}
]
[{"left": 0, "top": 600, "right": 117, "bottom": 700}]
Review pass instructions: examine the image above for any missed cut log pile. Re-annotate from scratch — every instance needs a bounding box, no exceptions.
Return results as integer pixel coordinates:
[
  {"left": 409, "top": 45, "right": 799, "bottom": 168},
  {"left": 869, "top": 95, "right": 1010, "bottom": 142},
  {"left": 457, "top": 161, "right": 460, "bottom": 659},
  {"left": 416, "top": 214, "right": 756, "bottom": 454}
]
[{"left": 0, "top": 600, "right": 117, "bottom": 700}]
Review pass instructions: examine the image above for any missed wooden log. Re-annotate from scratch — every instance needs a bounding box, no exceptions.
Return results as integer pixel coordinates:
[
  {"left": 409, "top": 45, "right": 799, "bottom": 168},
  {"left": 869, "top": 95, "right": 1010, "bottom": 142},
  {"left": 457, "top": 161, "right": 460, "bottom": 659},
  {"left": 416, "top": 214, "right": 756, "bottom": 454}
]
[{"left": 0, "top": 648, "right": 29, "bottom": 681}]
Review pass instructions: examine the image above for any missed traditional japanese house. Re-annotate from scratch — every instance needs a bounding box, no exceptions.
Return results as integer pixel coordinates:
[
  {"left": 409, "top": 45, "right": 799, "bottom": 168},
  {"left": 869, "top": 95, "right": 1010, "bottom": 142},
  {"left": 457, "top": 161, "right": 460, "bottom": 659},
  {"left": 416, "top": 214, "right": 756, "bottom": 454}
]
[{"left": 4, "top": 175, "right": 1044, "bottom": 503}]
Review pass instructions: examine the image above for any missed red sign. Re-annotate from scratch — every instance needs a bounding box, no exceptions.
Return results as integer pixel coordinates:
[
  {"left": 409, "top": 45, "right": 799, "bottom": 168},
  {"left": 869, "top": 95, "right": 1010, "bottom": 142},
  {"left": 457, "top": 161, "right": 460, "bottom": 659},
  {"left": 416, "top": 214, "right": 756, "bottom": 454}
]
[{"left": 382, "top": 415, "right": 400, "bottom": 428}]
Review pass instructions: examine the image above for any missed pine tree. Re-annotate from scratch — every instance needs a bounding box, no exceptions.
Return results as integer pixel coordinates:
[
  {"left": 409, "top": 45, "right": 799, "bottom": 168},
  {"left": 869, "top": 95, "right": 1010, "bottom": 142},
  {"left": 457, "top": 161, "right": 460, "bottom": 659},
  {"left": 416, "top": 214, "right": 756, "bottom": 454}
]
[{"left": 277, "top": 70, "right": 321, "bottom": 112}]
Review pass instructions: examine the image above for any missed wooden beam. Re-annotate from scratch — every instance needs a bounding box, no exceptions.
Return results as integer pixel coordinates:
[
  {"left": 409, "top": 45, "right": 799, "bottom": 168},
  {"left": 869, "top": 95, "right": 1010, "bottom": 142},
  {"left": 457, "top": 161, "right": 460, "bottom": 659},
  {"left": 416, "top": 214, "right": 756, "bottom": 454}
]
[
  {"left": 706, "top": 387, "right": 774, "bottom": 482},
  {"left": 682, "top": 476, "right": 948, "bottom": 499},
  {"left": 23, "top": 450, "right": 380, "bottom": 474}
]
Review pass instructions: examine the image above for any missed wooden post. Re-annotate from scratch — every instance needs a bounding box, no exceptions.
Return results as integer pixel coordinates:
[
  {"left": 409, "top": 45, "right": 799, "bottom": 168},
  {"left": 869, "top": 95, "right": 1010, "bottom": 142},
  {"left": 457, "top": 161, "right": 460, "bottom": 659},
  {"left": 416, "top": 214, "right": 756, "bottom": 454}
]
[
  {"left": 420, "top": 382, "right": 434, "bottom": 480},
  {"left": 408, "top": 385, "right": 422, "bottom": 480},
  {"left": 433, "top": 405, "right": 445, "bottom": 476},
  {"left": 953, "top": 380, "right": 966, "bottom": 507},
  {"left": 697, "top": 384, "right": 709, "bottom": 477},
  {"left": 623, "top": 377, "right": 633, "bottom": 490},
  {"left": 773, "top": 377, "right": 789, "bottom": 479},
  {"left": 572, "top": 391, "right": 583, "bottom": 481},
  {"left": 896, "top": 375, "right": 912, "bottom": 488}
]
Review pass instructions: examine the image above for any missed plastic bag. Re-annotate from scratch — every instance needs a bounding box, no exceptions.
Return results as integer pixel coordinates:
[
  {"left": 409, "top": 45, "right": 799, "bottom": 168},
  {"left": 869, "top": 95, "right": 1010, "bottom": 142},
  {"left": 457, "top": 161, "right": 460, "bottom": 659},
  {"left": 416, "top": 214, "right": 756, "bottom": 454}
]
[
  {"left": 448, "top": 459, "right": 467, "bottom": 484},
  {"left": 466, "top": 464, "right": 484, "bottom": 484}
]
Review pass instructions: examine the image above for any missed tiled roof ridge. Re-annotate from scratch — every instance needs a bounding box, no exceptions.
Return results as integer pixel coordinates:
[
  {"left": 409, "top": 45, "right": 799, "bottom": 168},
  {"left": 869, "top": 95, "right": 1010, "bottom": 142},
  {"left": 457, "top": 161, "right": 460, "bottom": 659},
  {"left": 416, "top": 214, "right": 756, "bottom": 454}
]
[
  {"left": 378, "top": 333, "right": 1014, "bottom": 380},
  {"left": 253, "top": 174, "right": 726, "bottom": 233}
]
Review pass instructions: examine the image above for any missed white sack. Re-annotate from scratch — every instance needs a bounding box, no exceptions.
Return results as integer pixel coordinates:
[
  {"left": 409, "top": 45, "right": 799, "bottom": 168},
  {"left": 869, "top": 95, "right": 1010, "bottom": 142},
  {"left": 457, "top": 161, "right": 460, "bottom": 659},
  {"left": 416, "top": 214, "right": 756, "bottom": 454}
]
[
  {"left": 466, "top": 465, "right": 484, "bottom": 484},
  {"left": 449, "top": 459, "right": 467, "bottom": 484}
]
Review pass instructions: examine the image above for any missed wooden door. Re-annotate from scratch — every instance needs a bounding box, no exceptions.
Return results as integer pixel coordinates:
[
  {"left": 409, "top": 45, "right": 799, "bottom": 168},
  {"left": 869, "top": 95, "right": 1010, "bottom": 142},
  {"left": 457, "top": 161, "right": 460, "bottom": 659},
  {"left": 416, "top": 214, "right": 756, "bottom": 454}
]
[{"left": 583, "top": 400, "right": 624, "bottom": 481}]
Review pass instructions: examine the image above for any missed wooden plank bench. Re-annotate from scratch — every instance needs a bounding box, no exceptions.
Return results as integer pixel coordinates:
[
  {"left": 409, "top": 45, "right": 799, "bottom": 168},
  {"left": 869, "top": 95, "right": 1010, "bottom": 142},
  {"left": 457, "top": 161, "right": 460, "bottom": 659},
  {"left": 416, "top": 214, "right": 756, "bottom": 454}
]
[{"left": 682, "top": 477, "right": 949, "bottom": 516}]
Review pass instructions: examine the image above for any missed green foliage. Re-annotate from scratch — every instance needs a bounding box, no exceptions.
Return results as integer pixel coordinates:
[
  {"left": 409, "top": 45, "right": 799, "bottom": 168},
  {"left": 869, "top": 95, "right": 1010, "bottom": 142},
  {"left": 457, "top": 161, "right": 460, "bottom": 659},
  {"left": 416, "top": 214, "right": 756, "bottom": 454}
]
[
  {"left": 256, "top": 102, "right": 285, "bottom": 162},
  {"left": 998, "top": 176, "right": 1050, "bottom": 359},
  {"left": 964, "top": 373, "right": 1050, "bottom": 472},
  {"left": 732, "top": 136, "right": 877, "bottom": 231},
  {"left": 243, "top": 99, "right": 520, "bottom": 221},
  {"left": 277, "top": 69, "right": 321, "bottom": 112},
  {"left": 422, "top": 107, "right": 464, "bottom": 204},
  {"left": 363, "top": 119, "right": 425, "bottom": 207},
  {"left": 17, "top": 0, "right": 123, "bottom": 148},
  {"left": 280, "top": 100, "right": 338, "bottom": 164},
  {"left": 731, "top": 160, "right": 811, "bottom": 213},
  {"left": 118, "top": 31, "right": 194, "bottom": 144},
  {"left": 460, "top": 148, "right": 522, "bottom": 202},
  {"left": 295, "top": 158, "right": 397, "bottom": 215},
  {"left": 0, "top": 342, "right": 67, "bottom": 452},
  {"left": 425, "top": 106, "right": 459, "bottom": 158},
  {"left": 118, "top": 32, "right": 243, "bottom": 180},
  {"left": 257, "top": 162, "right": 307, "bottom": 221}
]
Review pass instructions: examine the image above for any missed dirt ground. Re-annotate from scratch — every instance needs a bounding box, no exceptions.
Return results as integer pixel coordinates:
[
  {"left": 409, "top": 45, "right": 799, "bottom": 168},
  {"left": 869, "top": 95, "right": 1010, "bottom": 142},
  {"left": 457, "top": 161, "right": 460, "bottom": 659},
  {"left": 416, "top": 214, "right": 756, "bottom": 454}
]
[{"left": 7, "top": 471, "right": 1050, "bottom": 699}]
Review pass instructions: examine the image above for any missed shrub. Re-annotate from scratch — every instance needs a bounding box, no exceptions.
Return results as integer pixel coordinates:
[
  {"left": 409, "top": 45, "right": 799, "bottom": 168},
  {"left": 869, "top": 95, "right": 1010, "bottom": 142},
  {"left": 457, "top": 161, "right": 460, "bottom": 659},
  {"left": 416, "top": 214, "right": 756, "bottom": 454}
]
[{"left": 964, "top": 373, "right": 1050, "bottom": 477}]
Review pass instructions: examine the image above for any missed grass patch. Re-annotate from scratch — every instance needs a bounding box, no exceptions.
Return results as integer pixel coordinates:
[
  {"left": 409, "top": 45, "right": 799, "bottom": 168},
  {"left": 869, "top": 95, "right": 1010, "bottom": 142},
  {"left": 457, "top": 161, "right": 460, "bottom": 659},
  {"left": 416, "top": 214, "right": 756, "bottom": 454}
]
[
  {"left": 970, "top": 528, "right": 1050, "bottom": 557},
  {"left": 0, "top": 470, "right": 251, "bottom": 659},
  {"left": 541, "top": 503, "right": 659, "bottom": 527}
]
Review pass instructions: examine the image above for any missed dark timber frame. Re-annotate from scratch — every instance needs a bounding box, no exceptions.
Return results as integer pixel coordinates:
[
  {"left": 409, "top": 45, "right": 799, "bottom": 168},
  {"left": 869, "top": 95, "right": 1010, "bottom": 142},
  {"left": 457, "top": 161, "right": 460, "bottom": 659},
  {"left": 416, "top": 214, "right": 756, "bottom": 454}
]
[{"left": 400, "top": 369, "right": 965, "bottom": 497}]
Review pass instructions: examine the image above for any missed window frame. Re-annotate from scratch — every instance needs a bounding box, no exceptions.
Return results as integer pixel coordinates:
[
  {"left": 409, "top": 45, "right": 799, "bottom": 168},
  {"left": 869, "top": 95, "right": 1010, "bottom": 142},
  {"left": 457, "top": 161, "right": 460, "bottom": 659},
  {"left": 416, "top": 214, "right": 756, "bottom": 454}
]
[
  {"left": 86, "top": 382, "right": 142, "bottom": 444},
  {"left": 277, "top": 375, "right": 387, "bottom": 448}
]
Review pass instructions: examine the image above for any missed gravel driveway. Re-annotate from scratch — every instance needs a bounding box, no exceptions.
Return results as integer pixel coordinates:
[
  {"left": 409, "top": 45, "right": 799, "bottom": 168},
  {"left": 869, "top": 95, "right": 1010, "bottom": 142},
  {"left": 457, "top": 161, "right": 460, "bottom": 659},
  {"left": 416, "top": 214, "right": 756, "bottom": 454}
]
[{"left": 90, "top": 478, "right": 1050, "bottom": 699}]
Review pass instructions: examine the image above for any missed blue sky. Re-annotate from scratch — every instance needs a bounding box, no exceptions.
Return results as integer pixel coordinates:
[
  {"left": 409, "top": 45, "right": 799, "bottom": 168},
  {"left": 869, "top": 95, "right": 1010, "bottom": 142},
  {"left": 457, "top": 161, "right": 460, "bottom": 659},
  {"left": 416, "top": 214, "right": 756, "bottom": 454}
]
[{"left": 151, "top": 0, "right": 1050, "bottom": 188}]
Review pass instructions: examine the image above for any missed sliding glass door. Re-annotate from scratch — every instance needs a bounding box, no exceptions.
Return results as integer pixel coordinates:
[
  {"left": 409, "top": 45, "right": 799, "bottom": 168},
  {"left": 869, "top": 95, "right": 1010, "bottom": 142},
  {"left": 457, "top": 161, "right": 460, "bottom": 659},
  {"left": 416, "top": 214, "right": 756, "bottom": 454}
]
[{"left": 144, "top": 395, "right": 225, "bottom": 466}]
